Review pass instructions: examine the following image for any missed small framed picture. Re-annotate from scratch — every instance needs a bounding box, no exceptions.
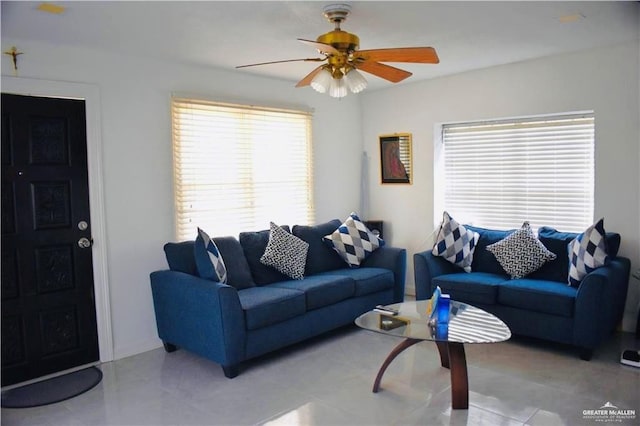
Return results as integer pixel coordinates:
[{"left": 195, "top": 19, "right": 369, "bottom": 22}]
[{"left": 380, "top": 133, "right": 412, "bottom": 184}]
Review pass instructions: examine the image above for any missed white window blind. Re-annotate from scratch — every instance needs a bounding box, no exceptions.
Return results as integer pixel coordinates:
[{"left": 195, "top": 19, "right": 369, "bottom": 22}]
[
  {"left": 442, "top": 114, "right": 594, "bottom": 232},
  {"left": 172, "top": 97, "right": 314, "bottom": 241}
]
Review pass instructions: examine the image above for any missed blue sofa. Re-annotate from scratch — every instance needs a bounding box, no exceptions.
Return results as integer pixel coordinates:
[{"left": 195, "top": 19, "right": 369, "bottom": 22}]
[
  {"left": 414, "top": 225, "right": 630, "bottom": 359},
  {"left": 150, "top": 220, "right": 406, "bottom": 378}
]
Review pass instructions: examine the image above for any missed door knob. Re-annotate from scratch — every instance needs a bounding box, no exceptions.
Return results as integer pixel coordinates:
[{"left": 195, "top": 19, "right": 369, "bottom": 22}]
[{"left": 78, "top": 237, "right": 93, "bottom": 249}]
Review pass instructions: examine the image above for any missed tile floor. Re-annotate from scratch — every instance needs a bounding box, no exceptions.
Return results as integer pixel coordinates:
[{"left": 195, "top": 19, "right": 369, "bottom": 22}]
[{"left": 2, "top": 327, "right": 639, "bottom": 426}]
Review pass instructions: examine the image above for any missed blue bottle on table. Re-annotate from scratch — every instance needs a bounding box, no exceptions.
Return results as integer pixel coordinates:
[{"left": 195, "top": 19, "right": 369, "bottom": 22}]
[{"left": 437, "top": 294, "right": 451, "bottom": 324}]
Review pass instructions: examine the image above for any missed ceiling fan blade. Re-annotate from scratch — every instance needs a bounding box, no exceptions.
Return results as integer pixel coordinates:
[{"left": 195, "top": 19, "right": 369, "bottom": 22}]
[
  {"left": 295, "top": 65, "right": 325, "bottom": 87},
  {"left": 355, "top": 47, "right": 439, "bottom": 64},
  {"left": 236, "top": 58, "right": 324, "bottom": 69},
  {"left": 356, "top": 61, "right": 412, "bottom": 83},
  {"left": 298, "top": 38, "right": 340, "bottom": 56}
]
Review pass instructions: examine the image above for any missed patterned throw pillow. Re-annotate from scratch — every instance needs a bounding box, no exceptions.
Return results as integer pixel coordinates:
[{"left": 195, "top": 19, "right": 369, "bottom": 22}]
[
  {"left": 260, "top": 222, "right": 309, "bottom": 280},
  {"left": 194, "top": 227, "right": 228, "bottom": 283},
  {"left": 323, "top": 212, "right": 385, "bottom": 268},
  {"left": 486, "top": 222, "right": 557, "bottom": 279},
  {"left": 568, "top": 218, "right": 609, "bottom": 287},
  {"left": 432, "top": 212, "right": 479, "bottom": 273}
]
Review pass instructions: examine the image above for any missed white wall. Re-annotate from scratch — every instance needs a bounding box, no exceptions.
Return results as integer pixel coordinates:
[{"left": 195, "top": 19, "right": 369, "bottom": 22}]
[
  {"left": 361, "top": 41, "right": 640, "bottom": 331},
  {"left": 1, "top": 39, "right": 363, "bottom": 359},
  {"left": 3, "top": 37, "right": 638, "bottom": 360}
]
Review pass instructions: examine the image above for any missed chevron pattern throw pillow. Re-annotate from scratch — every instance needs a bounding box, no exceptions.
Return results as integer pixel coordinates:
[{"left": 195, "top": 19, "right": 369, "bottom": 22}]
[
  {"left": 260, "top": 222, "right": 309, "bottom": 280},
  {"left": 486, "top": 222, "right": 556, "bottom": 279}
]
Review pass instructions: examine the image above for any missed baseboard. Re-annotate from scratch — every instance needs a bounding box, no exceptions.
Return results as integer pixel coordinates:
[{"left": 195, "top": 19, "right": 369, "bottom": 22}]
[{"left": 112, "top": 338, "right": 163, "bottom": 361}]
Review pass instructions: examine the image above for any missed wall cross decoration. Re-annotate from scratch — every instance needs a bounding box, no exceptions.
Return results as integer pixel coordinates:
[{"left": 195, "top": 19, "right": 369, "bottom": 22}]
[{"left": 4, "top": 46, "right": 23, "bottom": 73}]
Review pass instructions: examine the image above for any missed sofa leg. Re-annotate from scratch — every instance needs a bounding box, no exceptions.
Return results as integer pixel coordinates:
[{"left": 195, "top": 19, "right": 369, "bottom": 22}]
[
  {"left": 163, "top": 342, "right": 178, "bottom": 353},
  {"left": 579, "top": 348, "right": 593, "bottom": 361},
  {"left": 222, "top": 365, "right": 239, "bottom": 378}
]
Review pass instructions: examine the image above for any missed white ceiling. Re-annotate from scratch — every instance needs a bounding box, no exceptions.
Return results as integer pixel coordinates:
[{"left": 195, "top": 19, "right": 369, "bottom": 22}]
[{"left": 2, "top": 1, "right": 639, "bottom": 90}]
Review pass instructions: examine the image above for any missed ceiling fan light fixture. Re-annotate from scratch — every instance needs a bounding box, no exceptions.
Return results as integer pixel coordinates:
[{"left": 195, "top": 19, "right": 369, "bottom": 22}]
[
  {"left": 310, "top": 67, "right": 333, "bottom": 93},
  {"left": 345, "top": 68, "right": 367, "bottom": 93},
  {"left": 329, "top": 77, "right": 348, "bottom": 98}
]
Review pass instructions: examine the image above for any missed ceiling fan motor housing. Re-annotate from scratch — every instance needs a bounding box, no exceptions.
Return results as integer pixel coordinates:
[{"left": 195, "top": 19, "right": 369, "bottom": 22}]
[
  {"left": 319, "top": 4, "right": 359, "bottom": 52},
  {"left": 317, "top": 30, "right": 359, "bottom": 52}
]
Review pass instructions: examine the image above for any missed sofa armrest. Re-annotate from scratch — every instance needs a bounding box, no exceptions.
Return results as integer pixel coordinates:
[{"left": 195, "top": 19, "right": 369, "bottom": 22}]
[
  {"left": 361, "top": 246, "right": 407, "bottom": 302},
  {"left": 573, "top": 257, "right": 631, "bottom": 349},
  {"left": 413, "top": 251, "right": 461, "bottom": 300},
  {"left": 150, "top": 270, "right": 246, "bottom": 367}
]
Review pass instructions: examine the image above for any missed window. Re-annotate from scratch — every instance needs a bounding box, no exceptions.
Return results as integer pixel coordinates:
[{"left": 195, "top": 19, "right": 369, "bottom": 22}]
[
  {"left": 172, "top": 97, "right": 314, "bottom": 241},
  {"left": 440, "top": 113, "right": 594, "bottom": 232}
]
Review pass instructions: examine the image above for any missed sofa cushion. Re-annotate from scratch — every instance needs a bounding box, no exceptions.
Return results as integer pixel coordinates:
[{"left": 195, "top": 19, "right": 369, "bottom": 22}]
[
  {"left": 486, "top": 222, "right": 556, "bottom": 279},
  {"left": 529, "top": 230, "right": 574, "bottom": 284},
  {"left": 498, "top": 278, "right": 577, "bottom": 317},
  {"left": 319, "top": 267, "right": 394, "bottom": 297},
  {"left": 164, "top": 238, "right": 254, "bottom": 289},
  {"left": 465, "top": 225, "right": 514, "bottom": 275},
  {"left": 260, "top": 222, "right": 309, "bottom": 280},
  {"left": 237, "top": 287, "right": 306, "bottom": 330},
  {"left": 240, "top": 226, "right": 291, "bottom": 285},
  {"left": 323, "top": 212, "right": 385, "bottom": 268},
  {"left": 533, "top": 225, "right": 620, "bottom": 284},
  {"left": 432, "top": 272, "right": 505, "bottom": 305},
  {"left": 268, "top": 275, "right": 355, "bottom": 310},
  {"left": 211, "top": 237, "right": 255, "bottom": 290},
  {"left": 292, "top": 220, "right": 346, "bottom": 275},
  {"left": 432, "top": 212, "right": 479, "bottom": 272},
  {"left": 568, "top": 218, "right": 609, "bottom": 287},
  {"left": 194, "top": 228, "right": 228, "bottom": 283},
  {"left": 164, "top": 241, "right": 197, "bottom": 275},
  {"left": 538, "top": 226, "right": 620, "bottom": 258}
]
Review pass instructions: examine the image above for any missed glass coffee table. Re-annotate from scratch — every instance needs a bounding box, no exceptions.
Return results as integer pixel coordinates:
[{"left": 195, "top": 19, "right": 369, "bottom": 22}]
[{"left": 355, "top": 300, "right": 511, "bottom": 409}]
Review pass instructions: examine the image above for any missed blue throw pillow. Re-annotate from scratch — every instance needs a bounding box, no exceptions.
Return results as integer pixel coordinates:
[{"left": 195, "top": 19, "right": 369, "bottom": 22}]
[
  {"left": 432, "top": 212, "right": 479, "bottom": 272},
  {"left": 568, "top": 218, "right": 609, "bottom": 287},
  {"left": 323, "top": 212, "right": 385, "bottom": 268},
  {"left": 194, "top": 228, "right": 228, "bottom": 283}
]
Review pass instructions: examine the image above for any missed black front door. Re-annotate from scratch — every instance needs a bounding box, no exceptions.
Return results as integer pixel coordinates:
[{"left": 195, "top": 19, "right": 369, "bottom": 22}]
[{"left": 1, "top": 93, "right": 99, "bottom": 386}]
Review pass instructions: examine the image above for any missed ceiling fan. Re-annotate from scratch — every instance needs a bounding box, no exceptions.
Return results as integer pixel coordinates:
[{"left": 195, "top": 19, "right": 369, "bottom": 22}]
[{"left": 236, "top": 3, "right": 439, "bottom": 98}]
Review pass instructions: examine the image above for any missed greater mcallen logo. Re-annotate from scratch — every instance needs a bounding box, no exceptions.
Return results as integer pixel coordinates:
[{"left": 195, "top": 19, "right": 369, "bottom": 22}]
[{"left": 583, "top": 402, "right": 636, "bottom": 422}]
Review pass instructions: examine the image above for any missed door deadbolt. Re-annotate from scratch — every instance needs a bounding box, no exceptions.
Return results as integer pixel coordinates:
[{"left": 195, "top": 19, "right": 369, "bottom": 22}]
[
  {"left": 78, "top": 237, "right": 93, "bottom": 249},
  {"left": 78, "top": 221, "right": 88, "bottom": 231}
]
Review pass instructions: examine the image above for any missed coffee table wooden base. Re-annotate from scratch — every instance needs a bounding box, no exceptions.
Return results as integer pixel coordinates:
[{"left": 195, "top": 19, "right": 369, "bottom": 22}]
[
  {"left": 372, "top": 338, "right": 469, "bottom": 409},
  {"left": 372, "top": 338, "right": 421, "bottom": 393}
]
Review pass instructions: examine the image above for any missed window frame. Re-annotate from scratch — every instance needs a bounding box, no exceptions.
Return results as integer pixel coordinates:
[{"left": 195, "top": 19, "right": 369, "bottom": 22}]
[
  {"left": 171, "top": 97, "right": 315, "bottom": 241},
  {"left": 437, "top": 112, "right": 595, "bottom": 233}
]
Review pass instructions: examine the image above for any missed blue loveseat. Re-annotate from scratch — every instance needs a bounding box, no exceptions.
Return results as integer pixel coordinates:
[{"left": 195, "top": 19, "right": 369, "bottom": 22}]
[
  {"left": 150, "top": 220, "right": 406, "bottom": 378},
  {"left": 414, "top": 225, "right": 630, "bottom": 359}
]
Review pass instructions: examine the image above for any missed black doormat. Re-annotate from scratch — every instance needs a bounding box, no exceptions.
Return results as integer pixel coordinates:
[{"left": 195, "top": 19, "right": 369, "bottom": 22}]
[{"left": 1, "top": 366, "right": 102, "bottom": 408}]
